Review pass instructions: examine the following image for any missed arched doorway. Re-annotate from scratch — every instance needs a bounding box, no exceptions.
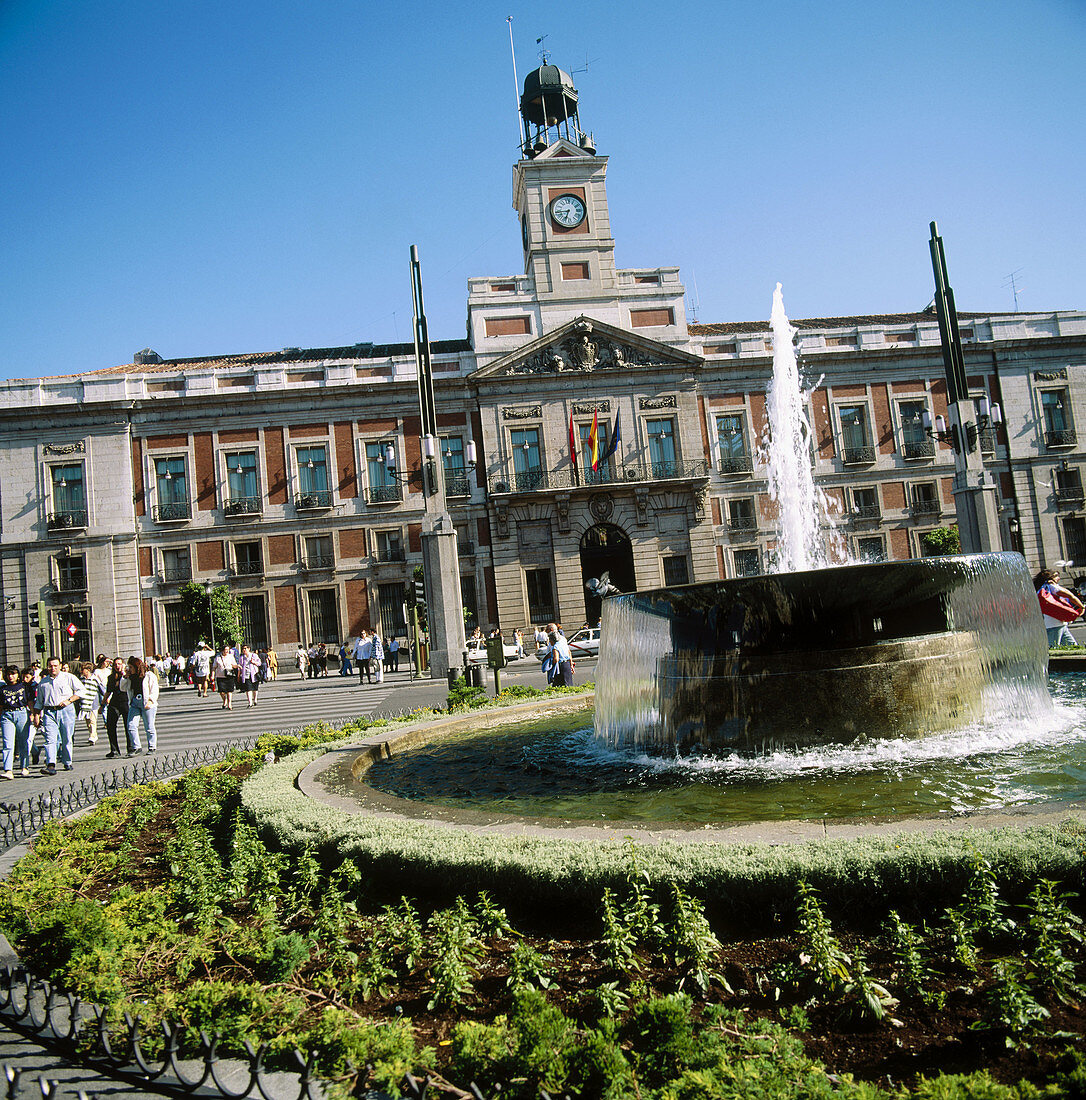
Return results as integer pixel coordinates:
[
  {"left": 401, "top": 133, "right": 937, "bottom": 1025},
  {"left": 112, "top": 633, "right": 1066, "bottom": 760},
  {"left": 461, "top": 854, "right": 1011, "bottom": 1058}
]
[{"left": 579, "top": 523, "right": 636, "bottom": 625}]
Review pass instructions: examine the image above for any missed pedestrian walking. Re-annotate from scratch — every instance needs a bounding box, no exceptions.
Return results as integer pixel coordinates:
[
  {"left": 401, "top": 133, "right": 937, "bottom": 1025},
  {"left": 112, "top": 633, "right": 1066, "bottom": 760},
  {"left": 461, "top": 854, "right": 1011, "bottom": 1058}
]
[
  {"left": 90, "top": 655, "right": 109, "bottom": 740},
  {"left": 102, "top": 657, "right": 128, "bottom": 758},
  {"left": 295, "top": 644, "right": 309, "bottom": 680},
  {"left": 191, "top": 642, "right": 213, "bottom": 698},
  {"left": 338, "top": 641, "right": 351, "bottom": 676},
  {"left": 238, "top": 644, "right": 262, "bottom": 707},
  {"left": 78, "top": 662, "right": 101, "bottom": 744},
  {"left": 121, "top": 655, "right": 159, "bottom": 754},
  {"left": 389, "top": 636, "right": 400, "bottom": 672},
  {"left": 372, "top": 633, "right": 384, "bottom": 683},
  {"left": 32, "top": 656, "right": 83, "bottom": 775},
  {"left": 213, "top": 644, "right": 239, "bottom": 710},
  {"left": 266, "top": 648, "right": 278, "bottom": 680},
  {"left": 0, "top": 665, "right": 34, "bottom": 779}
]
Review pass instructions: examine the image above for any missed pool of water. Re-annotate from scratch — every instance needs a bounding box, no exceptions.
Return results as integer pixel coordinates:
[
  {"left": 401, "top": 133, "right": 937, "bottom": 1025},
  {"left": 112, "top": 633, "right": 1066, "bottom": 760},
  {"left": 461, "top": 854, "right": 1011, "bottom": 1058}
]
[{"left": 362, "top": 675, "right": 1086, "bottom": 824}]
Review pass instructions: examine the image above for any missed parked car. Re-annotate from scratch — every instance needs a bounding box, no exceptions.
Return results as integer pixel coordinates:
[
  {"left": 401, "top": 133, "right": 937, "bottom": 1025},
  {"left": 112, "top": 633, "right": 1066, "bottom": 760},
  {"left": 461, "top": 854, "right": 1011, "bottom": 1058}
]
[
  {"left": 534, "top": 626, "right": 601, "bottom": 658},
  {"left": 466, "top": 637, "right": 522, "bottom": 663}
]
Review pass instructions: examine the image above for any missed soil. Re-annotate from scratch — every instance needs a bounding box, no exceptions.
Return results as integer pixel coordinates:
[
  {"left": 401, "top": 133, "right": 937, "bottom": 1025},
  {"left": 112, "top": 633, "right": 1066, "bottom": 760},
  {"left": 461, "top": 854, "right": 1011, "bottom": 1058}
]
[{"left": 47, "top": 771, "right": 1086, "bottom": 1095}]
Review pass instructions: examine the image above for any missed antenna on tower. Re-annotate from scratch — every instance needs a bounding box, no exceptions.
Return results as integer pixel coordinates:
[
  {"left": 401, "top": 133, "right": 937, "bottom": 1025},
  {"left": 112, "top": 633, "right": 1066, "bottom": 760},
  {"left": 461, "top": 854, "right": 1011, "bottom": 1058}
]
[
  {"left": 1002, "top": 268, "right": 1024, "bottom": 311},
  {"left": 535, "top": 34, "right": 549, "bottom": 63},
  {"left": 688, "top": 270, "right": 701, "bottom": 324},
  {"left": 507, "top": 16, "right": 520, "bottom": 144},
  {"left": 571, "top": 52, "right": 600, "bottom": 75}
]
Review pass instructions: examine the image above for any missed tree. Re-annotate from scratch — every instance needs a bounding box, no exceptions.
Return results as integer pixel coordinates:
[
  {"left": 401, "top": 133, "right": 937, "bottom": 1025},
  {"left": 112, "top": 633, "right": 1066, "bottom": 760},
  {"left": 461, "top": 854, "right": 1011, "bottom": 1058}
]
[
  {"left": 920, "top": 525, "right": 961, "bottom": 557},
  {"left": 177, "top": 582, "right": 242, "bottom": 648}
]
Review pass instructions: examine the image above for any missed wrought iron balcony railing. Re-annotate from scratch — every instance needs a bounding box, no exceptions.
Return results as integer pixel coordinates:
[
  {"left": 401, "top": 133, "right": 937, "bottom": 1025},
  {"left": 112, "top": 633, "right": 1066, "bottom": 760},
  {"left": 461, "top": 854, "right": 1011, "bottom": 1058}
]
[
  {"left": 444, "top": 473, "right": 471, "bottom": 497},
  {"left": 50, "top": 578, "right": 87, "bottom": 595},
  {"left": 46, "top": 510, "right": 88, "bottom": 532},
  {"left": 228, "top": 561, "right": 264, "bottom": 576},
  {"left": 900, "top": 439, "right": 935, "bottom": 460},
  {"left": 159, "top": 567, "right": 193, "bottom": 583},
  {"left": 376, "top": 547, "right": 406, "bottom": 563},
  {"left": 367, "top": 484, "right": 403, "bottom": 505},
  {"left": 1045, "top": 429, "right": 1077, "bottom": 449},
  {"left": 223, "top": 496, "right": 262, "bottom": 517},
  {"left": 720, "top": 454, "right": 754, "bottom": 474},
  {"left": 851, "top": 504, "right": 882, "bottom": 521},
  {"left": 1055, "top": 486, "right": 1085, "bottom": 509},
  {"left": 910, "top": 499, "right": 941, "bottom": 516},
  {"left": 298, "top": 555, "right": 335, "bottom": 570},
  {"left": 727, "top": 516, "right": 757, "bottom": 533},
  {"left": 295, "top": 490, "right": 332, "bottom": 510},
  {"left": 842, "top": 446, "right": 876, "bottom": 465},
  {"left": 152, "top": 500, "right": 192, "bottom": 522},
  {"left": 487, "top": 460, "right": 709, "bottom": 495}
]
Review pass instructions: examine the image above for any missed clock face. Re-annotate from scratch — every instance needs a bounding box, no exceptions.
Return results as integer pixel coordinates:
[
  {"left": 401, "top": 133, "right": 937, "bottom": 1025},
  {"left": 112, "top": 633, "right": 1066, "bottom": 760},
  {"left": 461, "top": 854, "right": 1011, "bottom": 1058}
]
[{"left": 550, "top": 193, "right": 586, "bottom": 228}]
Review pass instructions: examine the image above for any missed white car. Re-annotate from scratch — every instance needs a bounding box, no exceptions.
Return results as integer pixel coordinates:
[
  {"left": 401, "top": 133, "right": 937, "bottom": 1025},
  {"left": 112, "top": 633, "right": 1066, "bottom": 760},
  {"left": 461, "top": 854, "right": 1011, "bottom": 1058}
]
[
  {"left": 535, "top": 627, "right": 601, "bottom": 658},
  {"left": 466, "top": 638, "right": 522, "bottom": 663}
]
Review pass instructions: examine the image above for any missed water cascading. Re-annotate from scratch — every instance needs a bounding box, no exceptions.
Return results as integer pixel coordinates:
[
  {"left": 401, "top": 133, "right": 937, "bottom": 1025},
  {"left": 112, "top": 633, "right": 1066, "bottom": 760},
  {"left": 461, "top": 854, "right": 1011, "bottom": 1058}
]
[{"left": 594, "top": 286, "right": 1052, "bottom": 753}]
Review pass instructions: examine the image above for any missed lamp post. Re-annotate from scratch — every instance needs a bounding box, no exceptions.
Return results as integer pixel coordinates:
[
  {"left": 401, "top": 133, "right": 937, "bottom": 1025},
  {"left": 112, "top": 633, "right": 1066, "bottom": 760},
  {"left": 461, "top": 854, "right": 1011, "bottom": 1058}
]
[{"left": 204, "top": 580, "right": 216, "bottom": 652}]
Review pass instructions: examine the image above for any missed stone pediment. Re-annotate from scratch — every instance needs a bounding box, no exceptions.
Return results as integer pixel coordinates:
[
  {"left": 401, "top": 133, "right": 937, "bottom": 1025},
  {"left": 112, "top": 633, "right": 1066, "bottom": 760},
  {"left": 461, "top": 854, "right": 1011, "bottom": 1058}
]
[{"left": 473, "top": 316, "right": 701, "bottom": 381}]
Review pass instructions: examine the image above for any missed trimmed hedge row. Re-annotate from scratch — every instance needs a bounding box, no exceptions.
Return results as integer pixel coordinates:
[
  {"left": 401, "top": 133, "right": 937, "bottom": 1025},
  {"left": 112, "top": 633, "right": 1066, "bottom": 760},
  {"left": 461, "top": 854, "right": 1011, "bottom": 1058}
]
[{"left": 240, "top": 725, "right": 1086, "bottom": 926}]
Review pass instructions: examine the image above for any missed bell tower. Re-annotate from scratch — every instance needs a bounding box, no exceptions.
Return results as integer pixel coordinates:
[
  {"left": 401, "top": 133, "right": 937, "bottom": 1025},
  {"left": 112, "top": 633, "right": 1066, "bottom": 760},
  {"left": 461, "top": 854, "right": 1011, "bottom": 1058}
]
[{"left": 513, "top": 64, "right": 617, "bottom": 303}]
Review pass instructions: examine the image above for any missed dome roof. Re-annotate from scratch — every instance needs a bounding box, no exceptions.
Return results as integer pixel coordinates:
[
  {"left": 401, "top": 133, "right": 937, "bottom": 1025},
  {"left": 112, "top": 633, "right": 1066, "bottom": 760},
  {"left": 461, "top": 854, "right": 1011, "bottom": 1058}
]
[{"left": 520, "top": 64, "right": 578, "bottom": 126}]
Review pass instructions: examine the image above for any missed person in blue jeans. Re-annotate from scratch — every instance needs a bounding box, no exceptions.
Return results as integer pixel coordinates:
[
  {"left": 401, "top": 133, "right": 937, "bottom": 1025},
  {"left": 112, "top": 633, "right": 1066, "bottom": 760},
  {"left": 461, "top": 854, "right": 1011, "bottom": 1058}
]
[
  {"left": 121, "top": 655, "right": 160, "bottom": 755},
  {"left": 32, "top": 656, "right": 82, "bottom": 775},
  {"left": 0, "top": 665, "right": 34, "bottom": 779}
]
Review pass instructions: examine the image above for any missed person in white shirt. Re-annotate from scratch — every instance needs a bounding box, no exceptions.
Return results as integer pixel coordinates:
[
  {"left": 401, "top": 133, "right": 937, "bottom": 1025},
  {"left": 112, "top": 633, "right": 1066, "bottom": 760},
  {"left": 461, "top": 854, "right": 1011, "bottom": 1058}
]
[
  {"left": 213, "top": 644, "right": 239, "bottom": 710},
  {"left": 32, "top": 656, "right": 83, "bottom": 775},
  {"left": 372, "top": 633, "right": 384, "bottom": 682},
  {"left": 120, "top": 655, "right": 160, "bottom": 754},
  {"left": 545, "top": 630, "right": 574, "bottom": 687},
  {"left": 87, "top": 654, "right": 110, "bottom": 744},
  {"left": 191, "top": 643, "right": 213, "bottom": 698}
]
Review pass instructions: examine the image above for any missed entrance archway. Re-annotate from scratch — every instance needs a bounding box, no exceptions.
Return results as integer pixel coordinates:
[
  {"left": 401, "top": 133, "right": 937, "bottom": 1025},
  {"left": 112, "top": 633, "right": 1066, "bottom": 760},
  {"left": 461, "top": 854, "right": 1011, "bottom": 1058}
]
[{"left": 579, "top": 523, "right": 636, "bottom": 625}]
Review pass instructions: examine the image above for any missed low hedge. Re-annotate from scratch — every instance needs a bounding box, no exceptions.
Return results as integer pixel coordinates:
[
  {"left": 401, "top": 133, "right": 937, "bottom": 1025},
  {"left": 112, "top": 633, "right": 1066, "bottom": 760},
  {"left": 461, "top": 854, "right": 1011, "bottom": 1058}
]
[{"left": 240, "top": 723, "right": 1086, "bottom": 927}]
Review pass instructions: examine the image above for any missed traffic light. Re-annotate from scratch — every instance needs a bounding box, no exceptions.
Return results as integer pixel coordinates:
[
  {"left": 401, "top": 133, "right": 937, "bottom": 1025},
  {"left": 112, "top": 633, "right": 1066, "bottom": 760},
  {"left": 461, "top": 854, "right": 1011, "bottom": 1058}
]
[
  {"left": 35, "top": 633, "right": 46, "bottom": 653},
  {"left": 29, "top": 603, "right": 38, "bottom": 627},
  {"left": 413, "top": 576, "right": 426, "bottom": 606}
]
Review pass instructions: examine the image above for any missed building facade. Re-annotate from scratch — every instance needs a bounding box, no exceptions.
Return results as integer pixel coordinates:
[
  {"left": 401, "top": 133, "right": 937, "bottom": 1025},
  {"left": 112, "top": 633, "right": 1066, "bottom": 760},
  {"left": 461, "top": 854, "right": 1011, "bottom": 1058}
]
[{"left": 2, "top": 67, "right": 1085, "bottom": 666}]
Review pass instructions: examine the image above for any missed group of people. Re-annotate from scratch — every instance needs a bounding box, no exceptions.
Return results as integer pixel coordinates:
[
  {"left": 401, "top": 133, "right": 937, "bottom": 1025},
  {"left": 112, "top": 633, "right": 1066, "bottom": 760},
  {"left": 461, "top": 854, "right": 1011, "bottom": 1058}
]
[
  {"left": 0, "top": 653, "right": 162, "bottom": 779},
  {"left": 184, "top": 641, "right": 273, "bottom": 710}
]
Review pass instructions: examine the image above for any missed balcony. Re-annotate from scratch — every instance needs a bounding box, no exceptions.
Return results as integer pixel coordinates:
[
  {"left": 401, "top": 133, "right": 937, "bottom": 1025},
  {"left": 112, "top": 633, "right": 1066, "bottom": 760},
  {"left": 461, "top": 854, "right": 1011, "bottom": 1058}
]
[
  {"left": 842, "top": 446, "right": 876, "bottom": 465},
  {"left": 46, "top": 510, "right": 88, "bottom": 532},
  {"left": 152, "top": 500, "right": 192, "bottom": 522},
  {"left": 159, "top": 567, "right": 193, "bottom": 583},
  {"left": 295, "top": 490, "right": 332, "bottom": 510},
  {"left": 457, "top": 541, "right": 476, "bottom": 557},
  {"left": 49, "top": 578, "right": 87, "bottom": 597},
  {"left": 487, "top": 460, "right": 709, "bottom": 496},
  {"left": 1045, "top": 429, "right": 1077, "bottom": 449},
  {"left": 726, "top": 516, "right": 757, "bottom": 535},
  {"left": 376, "top": 547, "right": 406, "bottom": 563},
  {"left": 720, "top": 454, "right": 754, "bottom": 474},
  {"left": 1055, "top": 486, "right": 1085, "bottom": 509},
  {"left": 228, "top": 561, "right": 264, "bottom": 577},
  {"left": 900, "top": 439, "right": 935, "bottom": 460},
  {"left": 850, "top": 504, "right": 882, "bottom": 522},
  {"left": 299, "top": 555, "right": 335, "bottom": 571},
  {"left": 910, "top": 499, "right": 941, "bottom": 517},
  {"left": 367, "top": 484, "right": 403, "bottom": 506},
  {"left": 223, "top": 496, "right": 262, "bottom": 519},
  {"left": 445, "top": 473, "right": 472, "bottom": 498}
]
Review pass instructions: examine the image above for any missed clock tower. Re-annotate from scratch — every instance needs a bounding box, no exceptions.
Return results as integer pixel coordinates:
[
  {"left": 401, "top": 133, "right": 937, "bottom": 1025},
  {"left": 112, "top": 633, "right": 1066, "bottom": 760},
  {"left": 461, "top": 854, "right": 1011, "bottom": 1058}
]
[{"left": 512, "top": 64, "right": 617, "bottom": 305}]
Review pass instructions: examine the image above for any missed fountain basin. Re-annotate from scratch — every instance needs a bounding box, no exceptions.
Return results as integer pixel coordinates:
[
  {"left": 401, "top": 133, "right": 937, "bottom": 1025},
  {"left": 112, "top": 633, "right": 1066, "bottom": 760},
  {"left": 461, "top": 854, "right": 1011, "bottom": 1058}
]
[{"left": 595, "top": 553, "right": 1049, "bottom": 753}]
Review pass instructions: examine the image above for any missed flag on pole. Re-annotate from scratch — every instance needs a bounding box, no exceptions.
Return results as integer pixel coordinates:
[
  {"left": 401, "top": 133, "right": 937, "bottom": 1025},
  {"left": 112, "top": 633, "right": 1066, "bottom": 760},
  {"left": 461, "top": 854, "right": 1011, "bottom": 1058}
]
[
  {"left": 602, "top": 410, "right": 621, "bottom": 462},
  {"left": 568, "top": 412, "right": 578, "bottom": 470},
  {"left": 589, "top": 409, "right": 600, "bottom": 471}
]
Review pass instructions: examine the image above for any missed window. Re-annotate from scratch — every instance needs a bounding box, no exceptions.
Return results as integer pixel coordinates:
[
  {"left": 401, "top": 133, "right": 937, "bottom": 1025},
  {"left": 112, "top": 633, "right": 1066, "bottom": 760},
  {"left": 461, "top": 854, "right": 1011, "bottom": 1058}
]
[
  {"left": 154, "top": 457, "right": 190, "bottom": 520},
  {"left": 910, "top": 482, "right": 940, "bottom": 516},
  {"left": 525, "top": 568, "right": 556, "bottom": 623},
  {"left": 306, "top": 589, "right": 340, "bottom": 644},
  {"left": 366, "top": 440, "right": 401, "bottom": 503},
  {"left": 441, "top": 436, "right": 470, "bottom": 497},
  {"left": 161, "top": 547, "right": 191, "bottom": 582},
  {"left": 375, "top": 530, "right": 405, "bottom": 562},
  {"left": 727, "top": 498, "right": 757, "bottom": 531},
  {"left": 224, "top": 452, "right": 260, "bottom": 513},
  {"left": 58, "top": 608, "right": 91, "bottom": 666},
  {"left": 511, "top": 428, "right": 544, "bottom": 491},
  {"left": 48, "top": 464, "right": 86, "bottom": 528},
  {"left": 578, "top": 420, "right": 611, "bottom": 484},
  {"left": 646, "top": 418, "right": 677, "bottom": 477},
  {"left": 716, "top": 414, "right": 752, "bottom": 473},
  {"left": 733, "top": 548, "right": 762, "bottom": 577},
  {"left": 1042, "top": 390, "right": 1076, "bottom": 447},
  {"left": 239, "top": 594, "right": 269, "bottom": 648},
  {"left": 460, "top": 575, "right": 478, "bottom": 630},
  {"left": 838, "top": 406, "right": 874, "bottom": 464},
  {"left": 164, "top": 603, "right": 192, "bottom": 655},
  {"left": 851, "top": 486, "right": 880, "bottom": 520},
  {"left": 1056, "top": 465, "right": 1084, "bottom": 507},
  {"left": 898, "top": 400, "right": 934, "bottom": 460},
  {"left": 54, "top": 553, "right": 86, "bottom": 593},
  {"left": 1063, "top": 517, "right": 1086, "bottom": 563},
  {"left": 856, "top": 536, "right": 886, "bottom": 563},
  {"left": 455, "top": 525, "right": 475, "bottom": 556},
  {"left": 303, "top": 535, "right": 333, "bottom": 569},
  {"left": 232, "top": 541, "right": 263, "bottom": 576},
  {"left": 662, "top": 556, "right": 689, "bottom": 586},
  {"left": 296, "top": 445, "right": 331, "bottom": 507},
  {"left": 378, "top": 582, "right": 408, "bottom": 636}
]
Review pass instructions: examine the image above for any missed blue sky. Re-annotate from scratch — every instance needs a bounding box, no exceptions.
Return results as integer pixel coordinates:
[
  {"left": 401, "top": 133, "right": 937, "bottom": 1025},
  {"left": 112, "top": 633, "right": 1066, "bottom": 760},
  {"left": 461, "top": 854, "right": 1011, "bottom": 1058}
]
[{"left": 1, "top": 0, "right": 1084, "bottom": 380}]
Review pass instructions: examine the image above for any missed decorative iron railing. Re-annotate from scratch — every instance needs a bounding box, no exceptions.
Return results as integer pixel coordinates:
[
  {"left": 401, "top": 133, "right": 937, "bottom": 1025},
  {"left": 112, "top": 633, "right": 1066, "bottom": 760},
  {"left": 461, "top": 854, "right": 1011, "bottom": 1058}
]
[
  {"left": 159, "top": 567, "right": 193, "bottom": 583},
  {"left": 727, "top": 516, "right": 757, "bottom": 533},
  {"left": 444, "top": 473, "right": 471, "bottom": 497},
  {"left": 367, "top": 484, "right": 402, "bottom": 505},
  {"left": 222, "top": 497, "right": 262, "bottom": 517},
  {"left": 841, "top": 446, "right": 876, "bottom": 465},
  {"left": 294, "top": 490, "right": 332, "bottom": 510},
  {"left": 851, "top": 504, "right": 882, "bottom": 521},
  {"left": 152, "top": 500, "right": 192, "bottom": 522},
  {"left": 900, "top": 439, "right": 935, "bottom": 460},
  {"left": 488, "top": 460, "right": 709, "bottom": 495},
  {"left": 1055, "top": 486, "right": 1085, "bottom": 509},
  {"left": 228, "top": 561, "right": 264, "bottom": 576},
  {"left": 46, "top": 511, "right": 87, "bottom": 532},
  {"left": 49, "top": 579, "right": 87, "bottom": 595},
  {"left": 1045, "top": 429, "right": 1077, "bottom": 449},
  {"left": 376, "top": 547, "right": 406, "bottom": 563},
  {"left": 298, "top": 555, "right": 335, "bottom": 570},
  {"left": 910, "top": 499, "right": 941, "bottom": 516},
  {"left": 720, "top": 454, "right": 754, "bottom": 474}
]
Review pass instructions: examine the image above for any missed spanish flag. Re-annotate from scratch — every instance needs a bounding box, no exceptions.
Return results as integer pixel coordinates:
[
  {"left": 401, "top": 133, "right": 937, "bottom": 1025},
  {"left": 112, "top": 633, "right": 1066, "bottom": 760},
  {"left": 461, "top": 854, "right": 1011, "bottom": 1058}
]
[
  {"left": 589, "top": 409, "right": 600, "bottom": 471},
  {"left": 568, "top": 411, "right": 578, "bottom": 470}
]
